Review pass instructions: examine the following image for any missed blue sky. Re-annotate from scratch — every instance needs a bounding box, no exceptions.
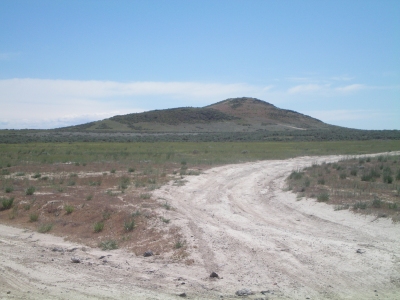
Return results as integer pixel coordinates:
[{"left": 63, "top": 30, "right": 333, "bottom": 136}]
[{"left": 1, "top": 0, "right": 399, "bottom": 130}]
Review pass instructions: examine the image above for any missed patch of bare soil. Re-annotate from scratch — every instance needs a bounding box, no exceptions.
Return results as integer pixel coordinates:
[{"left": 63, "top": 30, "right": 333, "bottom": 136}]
[{"left": 1, "top": 153, "right": 400, "bottom": 299}]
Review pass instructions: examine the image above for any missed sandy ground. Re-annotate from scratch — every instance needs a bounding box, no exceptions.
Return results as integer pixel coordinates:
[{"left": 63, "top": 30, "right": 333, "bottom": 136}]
[{"left": 1, "top": 153, "right": 400, "bottom": 300}]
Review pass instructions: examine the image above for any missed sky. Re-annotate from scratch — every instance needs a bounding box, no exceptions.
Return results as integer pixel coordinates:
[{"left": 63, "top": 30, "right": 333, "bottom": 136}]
[{"left": 1, "top": 0, "right": 399, "bottom": 130}]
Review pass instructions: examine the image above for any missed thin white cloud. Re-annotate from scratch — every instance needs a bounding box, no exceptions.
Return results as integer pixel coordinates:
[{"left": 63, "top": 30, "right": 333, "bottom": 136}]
[
  {"left": 0, "top": 52, "right": 21, "bottom": 60},
  {"left": 304, "top": 109, "right": 394, "bottom": 122},
  {"left": 331, "top": 76, "right": 354, "bottom": 81},
  {"left": 288, "top": 84, "right": 329, "bottom": 94},
  {"left": 335, "top": 84, "right": 366, "bottom": 92}
]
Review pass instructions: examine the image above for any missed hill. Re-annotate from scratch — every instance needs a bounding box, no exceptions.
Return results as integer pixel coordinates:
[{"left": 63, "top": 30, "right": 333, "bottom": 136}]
[
  {"left": 60, "top": 97, "right": 333, "bottom": 133},
  {"left": 2, "top": 97, "right": 400, "bottom": 143}
]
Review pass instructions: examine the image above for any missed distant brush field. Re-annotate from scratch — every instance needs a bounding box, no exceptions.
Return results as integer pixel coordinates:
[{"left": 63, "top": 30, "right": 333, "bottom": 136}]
[{"left": 1, "top": 140, "right": 400, "bottom": 167}]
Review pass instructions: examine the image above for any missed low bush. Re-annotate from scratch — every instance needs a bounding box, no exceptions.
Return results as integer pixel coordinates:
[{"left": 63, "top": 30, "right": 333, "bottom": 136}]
[
  {"left": 94, "top": 221, "right": 104, "bottom": 233},
  {"left": 1, "top": 169, "right": 10, "bottom": 175},
  {"left": 372, "top": 197, "right": 383, "bottom": 208},
  {"left": 317, "top": 192, "right": 329, "bottom": 202},
  {"left": 64, "top": 204, "right": 74, "bottom": 214},
  {"left": 174, "top": 240, "right": 185, "bottom": 249},
  {"left": 38, "top": 223, "right": 53, "bottom": 233},
  {"left": 26, "top": 186, "right": 35, "bottom": 195},
  {"left": 5, "top": 186, "right": 13, "bottom": 193},
  {"left": 99, "top": 240, "right": 118, "bottom": 250},
  {"left": 289, "top": 171, "right": 303, "bottom": 180},
  {"left": 334, "top": 204, "right": 350, "bottom": 211},
  {"left": 1, "top": 197, "right": 14, "bottom": 210},
  {"left": 29, "top": 213, "right": 39, "bottom": 222},
  {"left": 350, "top": 169, "right": 358, "bottom": 176},
  {"left": 162, "top": 202, "right": 171, "bottom": 210},
  {"left": 124, "top": 218, "right": 135, "bottom": 231},
  {"left": 354, "top": 202, "right": 367, "bottom": 210}
]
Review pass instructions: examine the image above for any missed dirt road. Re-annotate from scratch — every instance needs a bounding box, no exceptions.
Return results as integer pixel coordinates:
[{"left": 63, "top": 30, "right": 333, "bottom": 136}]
[{"left": 1, "top": 154, "right": 400, "bottom": 299}]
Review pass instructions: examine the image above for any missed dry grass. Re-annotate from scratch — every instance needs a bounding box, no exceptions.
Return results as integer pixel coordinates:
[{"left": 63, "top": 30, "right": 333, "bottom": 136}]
[
  {"left": 287, "top": 155, "right": 400, "bottom": 221},
  {"left": 0, "top": 160, "right": 198, "bottom": 257}
]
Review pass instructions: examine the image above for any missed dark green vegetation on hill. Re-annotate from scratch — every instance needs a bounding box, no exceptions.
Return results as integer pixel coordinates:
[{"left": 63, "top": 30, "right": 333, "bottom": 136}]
[
  {"left": 57, "top": 97, "right": 329, "bottom": 133},
  {"left": 1, "top": 97, "right": 399, "bottom": 143}
]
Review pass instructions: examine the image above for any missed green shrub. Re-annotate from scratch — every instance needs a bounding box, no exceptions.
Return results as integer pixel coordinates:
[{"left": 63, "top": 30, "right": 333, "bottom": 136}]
[
  {"left": 350, "top": 169, "right": 358, "bottom": 176},
  {"left": 119, "top": 177, "right": 130, "bottom": 190},
  {"left": 26, "top": 186, "right": 35, "bottom": 195},
  {"left": 140, "top": 193, "right": 151, "bottom": 199},
  {"left": 110, "top": 169, "right": 116, "bottom": 174},
  {"left": 304, "top": 177, "right": 310, "bottom": 187},
  {"left": 124, "top": 218, "right": 135, "bottom": 231},
  {"left": 94, "top": 221, "right": 104, "bottom": 233},
  {"left": 317, "top": 192, "right": 329, "bottom": 202},
  {"left": 334, "top": 204, "right": 350, "bottom": 211},
  {"left": 128, "top": 167, "right": 135, "bottom": 173},
  {"left": 102, "top": 211, "right": 111, "bottom": 220},
  {"left": 354, "top": 202, "right": 367, "bottom": 210},
  {"left": 5, "top": 186, "right": 13, "bottom": 193},
  {"left": 32, "top": 173, "right": 41, "bottom": 179},
  {"left": 89, "top": 180, "right": 101, "bottom": 186},
  {"left": 372, "top": 197, "right": 382, "bottom": 208},
  {"left": 317, "top": 177, "right": 325, "bottom": 185},
  {"left": 383, "top": 166, "right": 393, "bottom": 183},
  {"left": 396, "top": 170, "right": 400, "bottom": 181},
  {"left": 174, "top": 240, "right": 185, "bottom": 249},
  {"left": 29, "top": 213, "right": 39, "bottom": 222},
  {"left": 289, "top": 171, "right": 303, "bottom": 180},
  {"left": 339, "top": 172, "right": 347, "bottom": 179},
  {"left": 383, "top": 174, "right": 393, "bottom": 184},
  {"left": 15, "top": 172, "right": 25, "bottom": 176},
  {"left": 161, "top": 217, "right": 170, "bottom": 224},
  {"left": 162, "top": 202, "right": 171, "bottom": 210},
  {"left": 99, "top": 240, "right": 118, "bottom": 250},
  {"left": 388, "top": 203, "right": 398, "bottom": 210},
  {"left": 64, "top": 204, "right": 74, "bottom": 214},
  {"left": 86, "top": 194, "right": 93, "bottom": 201},
  {"left": 377, "top": 155, "right": 387, "bottom": 162},
  {"left": 1, "top": 197, "right": 14, "bottom": 210},
  {"left": 1, "top": 169, "right": 10, "bottom": 175},
  {"left": 38, "top": 223, "right": 53, "bottom": 233}
]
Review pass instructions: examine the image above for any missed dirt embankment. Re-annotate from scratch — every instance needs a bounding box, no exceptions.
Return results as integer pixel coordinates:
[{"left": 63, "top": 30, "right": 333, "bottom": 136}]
[{"left": 1, "top": 153, "right": 400, "bottom": 299}]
